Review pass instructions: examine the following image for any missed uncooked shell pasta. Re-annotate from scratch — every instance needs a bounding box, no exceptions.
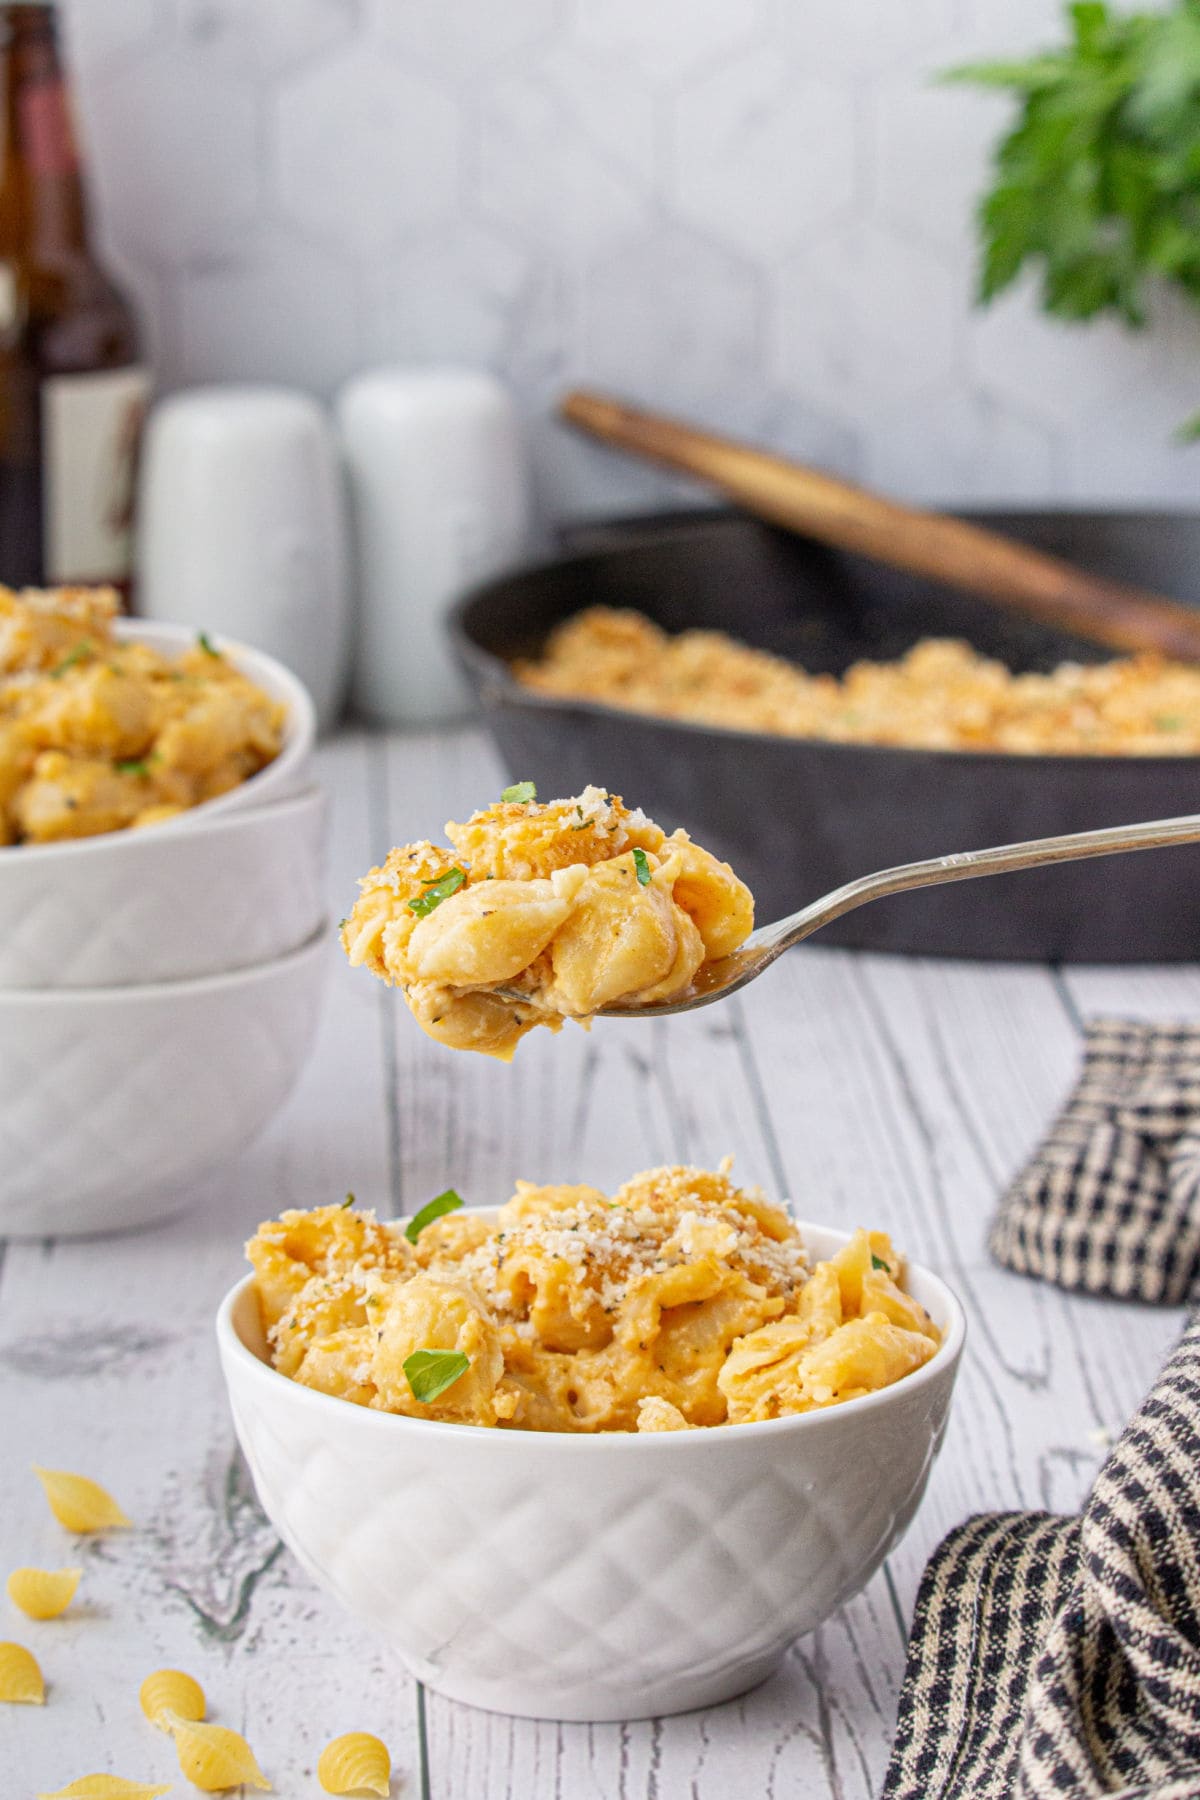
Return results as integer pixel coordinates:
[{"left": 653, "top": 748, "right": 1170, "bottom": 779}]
[
  {"left": 35, "top": 1785, "right": 170, "bottom": 1800},
  {"left": 6, "top": 1565, "right": 81, "bottom": 1619},
  {"left": 164, "top": 1712, "right": 270, "bottom": 1791},
  {"left": 32, "top": 1465, "right": 131, "bottom": 1532},
  {"left": 317, "top": 1732, "right": 392, "bottom": 1797},
  {"left": 0, "top": 1638, "right": 44, "bottom": 1702},
  {"left": 139, "top": 1667, "right": 206, "bottom": 1729},
  {"left": 36, "top": 1782, "right": 170, "bottom": 1800}
]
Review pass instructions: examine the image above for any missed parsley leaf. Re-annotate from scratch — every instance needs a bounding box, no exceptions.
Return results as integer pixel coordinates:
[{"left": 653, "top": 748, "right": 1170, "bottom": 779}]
[
  {"left": 51, "top": 641, "right": 93, "bottom": 678},
  {"left": 945, "top": 0, "right": 1200, "bottom": 435},
  {"left": 501, "top": 780, "right": 537, "bottom": 804},
  {"left": 407, "top": 867, "right": 466, "bottom": 918},
  {"left": 197, "top": 631, "right": 221, "bottom": 657},
  {"left": 632, "top": 846, "right": 652, "bottom": 886},
  {"left": 405, "top": 1187, "right": 463, "bottom": 1243},
  {"left": 404, "top": 1348, "right": 470, "bottom": 1403},
  {"left": 871, "top": 1253, "right": 891, "bottom": 1273},
  {"left": 341, "top": 1192, "right": 356, "bottom": 1209},
  {"left": 115, "top": 757, "right": 150, "bottom": 776}
]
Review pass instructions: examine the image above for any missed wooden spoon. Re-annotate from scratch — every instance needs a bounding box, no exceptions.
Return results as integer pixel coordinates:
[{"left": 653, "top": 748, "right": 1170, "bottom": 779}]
[{"left": 561, "top": 388, "right": 1200, "bottom": 663}]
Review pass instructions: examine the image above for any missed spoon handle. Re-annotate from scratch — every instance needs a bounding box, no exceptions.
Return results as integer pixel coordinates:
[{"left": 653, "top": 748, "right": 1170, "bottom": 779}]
[{"left": 766, "top": 812, "right": 1200, "bottom": 954}]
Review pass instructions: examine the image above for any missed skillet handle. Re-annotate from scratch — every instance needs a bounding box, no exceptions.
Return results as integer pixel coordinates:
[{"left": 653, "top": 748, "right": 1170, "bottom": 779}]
[{"left": 561, "top": 388, "right": 1200, "bottom": 665}]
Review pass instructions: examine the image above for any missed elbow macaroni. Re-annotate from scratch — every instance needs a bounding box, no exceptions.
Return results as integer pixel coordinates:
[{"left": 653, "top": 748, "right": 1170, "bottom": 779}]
[
  {"left": 341, "top": 786, "right": 754, "bottom": 1059},
  {"left": 247, "top": 1165, "right": 940, "bottom": 1432}
]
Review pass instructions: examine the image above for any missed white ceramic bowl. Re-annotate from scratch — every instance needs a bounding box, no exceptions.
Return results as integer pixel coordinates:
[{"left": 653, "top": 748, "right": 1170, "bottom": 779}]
[
  {"left": 0, "top": 927, "right": 329, "bottom": 1237},
  {"left": 0, "top": 786, "right": 327, "bottom": 988},
  {"left": 218, "top": 1221, "right": 965, "bottom": 1722},
  {"left": 0, "top": 618, "right": 315, "bottom": 867}
]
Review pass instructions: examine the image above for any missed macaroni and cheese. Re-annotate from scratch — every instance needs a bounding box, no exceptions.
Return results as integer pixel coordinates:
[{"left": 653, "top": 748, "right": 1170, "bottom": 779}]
[
  {"left": 515, "top": 605, "right": 1200, "bottom": 755},
  {"left": 341, "top": 785, "right": 754, "bottom": 1059},
  {"left": 0, "top": 585, "right": 285, "bottom": 844},
  {"left": 247, "top": 1165, "right": 940, "bottom": 1433}
]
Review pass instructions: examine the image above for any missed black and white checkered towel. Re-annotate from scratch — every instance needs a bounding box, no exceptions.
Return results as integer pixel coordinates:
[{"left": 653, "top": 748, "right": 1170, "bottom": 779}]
[
  {"left": 882, "top": 1019, "right": 1200, "bottom": 1799},
  {"left": 990, "top": 1019, "right": 1200, "bottom": 1305},
  {"left": 883, "top": 1315, "right": 1200, "bottom": 1799}
]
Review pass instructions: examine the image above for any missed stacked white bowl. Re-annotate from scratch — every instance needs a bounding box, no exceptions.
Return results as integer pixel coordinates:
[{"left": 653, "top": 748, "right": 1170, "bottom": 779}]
[{"left": 0, "top": 621, "right": 329, "bottom": 1238}]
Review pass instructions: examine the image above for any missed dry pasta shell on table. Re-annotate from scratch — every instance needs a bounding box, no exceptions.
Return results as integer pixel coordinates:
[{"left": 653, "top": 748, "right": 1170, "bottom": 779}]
[
  {"left": 36, "top": 1781, "right": 171, "bottom": 1800},
  {"left": 32, "top": 1466, "right": 131, "bottom": 1532},
  {"left": 318, "top": 1731, "right": 392, "bottom": 1797},
  {"left": 7, "top": 1565, "right": 81, "bottom": 1619},
  {"left": 139, "top": 1668, "right": 205, "bottom": 1729},
  {"left": 163, "top": 1713, "right": 270, "bottom": 1791},
  {"left": 0, "top": 1638, "right": 44, "bottom": 1703}
]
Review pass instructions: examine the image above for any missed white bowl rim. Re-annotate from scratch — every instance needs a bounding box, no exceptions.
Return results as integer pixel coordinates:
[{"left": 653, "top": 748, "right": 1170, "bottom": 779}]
[
  {"left": 0, "top": 617, "right": 316, "bottom": 860},
  {"left": 217, "top": 1217, "right": 967, "bottom": 1451},
  {"left": 0, "top": 918, "right": 330, "bottom": 1003}
]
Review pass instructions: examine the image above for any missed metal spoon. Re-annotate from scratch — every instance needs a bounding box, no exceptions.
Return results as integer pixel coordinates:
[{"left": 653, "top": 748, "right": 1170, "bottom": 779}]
[{"left": 598, "top": 811, "right": 1200, "bottom": 1018}]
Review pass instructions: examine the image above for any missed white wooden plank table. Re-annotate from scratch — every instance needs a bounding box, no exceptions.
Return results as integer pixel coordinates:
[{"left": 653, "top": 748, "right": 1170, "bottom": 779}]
[{"left": 2, "top": 726, "right": 1193, "bottom": 1798}]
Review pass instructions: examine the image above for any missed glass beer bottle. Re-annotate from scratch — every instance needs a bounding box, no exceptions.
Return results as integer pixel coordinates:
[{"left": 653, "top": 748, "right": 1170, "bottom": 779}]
[{"left": 0, "top": 2, "right": 147, "bottom": 590}]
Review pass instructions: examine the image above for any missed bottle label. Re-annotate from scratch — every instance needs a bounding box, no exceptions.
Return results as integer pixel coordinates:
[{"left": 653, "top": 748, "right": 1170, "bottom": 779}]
[
  {"left": 19, "top": 78, "right": 79, "bottom": 176},
  {"left": 42, "top": 365, "right": 150, "bottom": 584}
]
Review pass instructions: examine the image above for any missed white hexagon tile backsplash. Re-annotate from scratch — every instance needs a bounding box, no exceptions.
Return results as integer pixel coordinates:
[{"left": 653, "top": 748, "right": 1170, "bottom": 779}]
[{"left": 62, "top": 0, "right": 1200, "bottom": 520}]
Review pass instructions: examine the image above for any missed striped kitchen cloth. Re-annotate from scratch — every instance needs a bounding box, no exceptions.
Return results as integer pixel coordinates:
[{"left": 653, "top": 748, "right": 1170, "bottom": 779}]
[
  {"left": 882, "top": 1313, "right": 1200, "bottom": 1799},
  {"left": 989, "top": 1018, "right": 1200, "bottom": 1305}
]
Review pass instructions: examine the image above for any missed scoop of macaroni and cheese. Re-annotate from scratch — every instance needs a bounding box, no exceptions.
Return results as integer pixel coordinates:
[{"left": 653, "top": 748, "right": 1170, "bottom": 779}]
[
  {"left": 341, "top": 786, "right": 754, "bottom": 1058},
  {"left": 246, "top": 1164, "right": 941, "bottom": 1433}
]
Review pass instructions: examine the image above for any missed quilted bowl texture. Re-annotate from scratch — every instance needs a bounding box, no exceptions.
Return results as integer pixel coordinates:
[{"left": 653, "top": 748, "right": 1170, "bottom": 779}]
[
  {"left": 0, "top": 786, "right": 327, "bottom": 988},
  {"left": 218, "top": 1221, "right": 965, "bottom": 1722},
  {"left": 0, "top": 926, "right": 329, "bottom": 1237}
]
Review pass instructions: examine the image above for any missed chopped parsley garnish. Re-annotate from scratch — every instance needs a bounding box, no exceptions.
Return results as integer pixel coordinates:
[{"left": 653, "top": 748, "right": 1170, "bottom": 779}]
[
  {"left": 337, "top": 917, "right": 348, "bottom": 932},
  {"left": 501, "top": 780, "right": 537, "bottom": 804},
  {"left": 405, "top": 1187, "right": 463, "bottom": 1243},
  {"left": 404, "top": 1347, "right": 470, "bottom": 1403},
  {"left": 406, "top": 867, "right": 466, "bottom": 918},
  {"left": 115, "top": 758, "right": 150, "bottom": 777},
  {"left": 1156, "top": 715, "right": 1184, "bottom": 732},
  {"left": 632, "top": 846, "right": 652, "bottom": 886},
  {"left": 871, "top": 1253, "right": 891, "bottom": 1273},
  {"left": 51, "top": 641, "right": 93, "bottom": 678},
  {"left": 341, "top": 1192, "right": 356, "bottom": 1209},
  {"left": 197, "top": 631, "right": 221, "bottom": 657}
]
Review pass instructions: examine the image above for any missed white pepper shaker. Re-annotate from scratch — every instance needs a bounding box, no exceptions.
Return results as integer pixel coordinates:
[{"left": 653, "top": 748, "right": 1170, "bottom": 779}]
[
  {"left": 137, "top": 386, "right": 351, "bottom": 733},
  {"left": 336, "top": 367, "right": 531, "bottom": 725}
]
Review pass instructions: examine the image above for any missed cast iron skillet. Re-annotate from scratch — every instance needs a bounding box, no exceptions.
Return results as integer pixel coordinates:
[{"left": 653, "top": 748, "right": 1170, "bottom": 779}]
[{"left": 449, "top": 509, "right": 1200, "bottom": 962}]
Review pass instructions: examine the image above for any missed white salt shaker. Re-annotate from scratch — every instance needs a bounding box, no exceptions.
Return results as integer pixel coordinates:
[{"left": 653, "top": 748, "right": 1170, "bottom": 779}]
[
  {"left": 336, "top": 367, "right": 531, "bottom": 725},
  {"left": 137, "top": 386, "right": 351, "bottom": 733}
]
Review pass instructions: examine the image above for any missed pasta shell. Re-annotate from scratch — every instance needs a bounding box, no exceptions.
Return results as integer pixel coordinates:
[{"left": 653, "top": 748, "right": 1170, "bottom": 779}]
[
  {"left": 36, "top": 1781, "right": 170, "bottom": 1800},
  {"left": 32, "top": 1466, "right": 131, "bottom": 1533},
  {"left": 0, "top": 1638, "right": 44, "bottom": 1703},
  {"left": 7, "top": 1565, "right": 81, "bottom": 1619},
  {"left": 140, "top": 1667, "right": 205, "bottom": 1729},
  {"left": 164, "top": 1713, "right": 270, "bottom": 1791},
  {"left": 317, "top": 1731, "right": 392, "bottom": 1796}
]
